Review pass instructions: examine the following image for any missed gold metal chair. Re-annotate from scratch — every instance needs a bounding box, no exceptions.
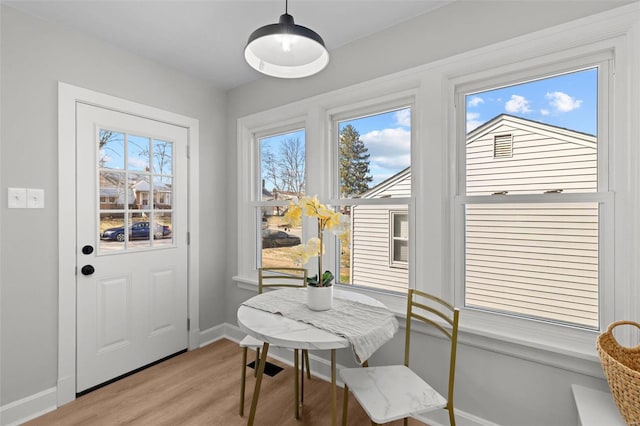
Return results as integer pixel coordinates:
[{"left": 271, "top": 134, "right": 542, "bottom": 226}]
[
  {"left": 340, "top": 288, "right": 460, "bottom": 426},
  {"left": 239, "top": 267, "right": 311, "bottom": 418}
]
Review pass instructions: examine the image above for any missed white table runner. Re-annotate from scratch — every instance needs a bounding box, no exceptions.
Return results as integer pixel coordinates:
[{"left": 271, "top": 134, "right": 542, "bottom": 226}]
[{"left": 242, "top": 288, "right": 399, "bottom": 364}]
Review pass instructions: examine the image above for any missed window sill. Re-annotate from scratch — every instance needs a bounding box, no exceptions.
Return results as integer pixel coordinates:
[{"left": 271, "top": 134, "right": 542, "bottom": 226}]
[{"left": 341, "top": 287, "right": 606, "bottom": 377}]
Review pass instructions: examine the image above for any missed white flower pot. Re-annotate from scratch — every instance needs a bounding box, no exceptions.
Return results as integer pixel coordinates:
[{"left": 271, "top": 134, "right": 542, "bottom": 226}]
[{"left": 307, "top": 285, "right": 333, "bottom": 311}]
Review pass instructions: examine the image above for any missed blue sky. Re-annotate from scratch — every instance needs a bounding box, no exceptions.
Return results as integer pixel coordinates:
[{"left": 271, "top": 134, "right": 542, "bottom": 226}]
[
  {"left": 261, "top": 108, "right": 411, "bottom": 190},
  {"left": 466, "top": 67, "right": 597, "bottom": 135}
]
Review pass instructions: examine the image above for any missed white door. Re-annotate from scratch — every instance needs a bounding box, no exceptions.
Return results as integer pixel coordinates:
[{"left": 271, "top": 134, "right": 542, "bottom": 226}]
[{"left": 75, "top": 103, "right": 189, "bottom": 392}]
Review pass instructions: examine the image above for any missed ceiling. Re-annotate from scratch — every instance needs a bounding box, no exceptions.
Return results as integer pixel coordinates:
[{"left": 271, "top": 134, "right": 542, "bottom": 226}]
[{"left": 5, "top": 1, "right": 450, "bottom": 90}]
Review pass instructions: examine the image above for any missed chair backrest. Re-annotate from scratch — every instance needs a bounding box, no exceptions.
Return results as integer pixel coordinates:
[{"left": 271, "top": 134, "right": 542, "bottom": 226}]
[
  {"left": 404, "top": 289, "right": 460, "bottom": 408},
  {"left": 258, "top": 267, "right": 308, "bottom": 294}
]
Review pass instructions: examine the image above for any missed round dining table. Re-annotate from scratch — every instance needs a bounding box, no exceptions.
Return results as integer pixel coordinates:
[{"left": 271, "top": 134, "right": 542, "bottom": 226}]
[{"left": 237, "top": 288, "right": 391, "bottom": 426}]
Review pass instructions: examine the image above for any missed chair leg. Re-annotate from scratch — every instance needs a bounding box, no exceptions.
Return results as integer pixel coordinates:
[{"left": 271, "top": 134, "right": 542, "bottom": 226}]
[
  {"left": 300, "top": 350, "right": 305, "bottom": 406},
  {"left": 303, "top": 349, "right": 311, "bottom": 379},
  {"left": 341, "top": 384, "right": 349, "bottom": 426},
  {"left": 448, "top": 405, "right": 456, "bottom": 426},
  {"left": 240, "top": 346, "right": 248, "bottom": 416},
  {"left": 294, "top": 349, "right": 300, "bottom": 419},
  {"left": 254, "top": 348, "right": 260, "bottom": 378}
]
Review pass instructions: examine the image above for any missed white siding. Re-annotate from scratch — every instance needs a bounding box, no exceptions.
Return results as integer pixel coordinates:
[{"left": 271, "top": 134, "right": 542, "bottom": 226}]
[
  {"left": 350, "top": 204, "right": 408, "bottom": 291},
  {"left": 465, "top": 202, "right": 599, "bottom": 328},
  {"left": 465, "top": 116, "right": 599, "bottom": 328},
  {"left": 466, "top": 121, "right": 597, "bottom": 195}
]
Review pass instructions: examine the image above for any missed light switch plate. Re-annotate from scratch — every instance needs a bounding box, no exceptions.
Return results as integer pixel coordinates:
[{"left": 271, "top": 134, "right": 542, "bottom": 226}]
[
  {"left": 27, "top": 188, "right": 45, "bottom": 208},
  {"left": 8, "top": 188, "right": 27, "bottom": 208}
]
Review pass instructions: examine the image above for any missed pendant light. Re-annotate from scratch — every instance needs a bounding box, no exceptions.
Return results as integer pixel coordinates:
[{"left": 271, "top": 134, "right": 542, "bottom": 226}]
[{"left": 244, "top": 0, "right": 329, "bottom": 79}]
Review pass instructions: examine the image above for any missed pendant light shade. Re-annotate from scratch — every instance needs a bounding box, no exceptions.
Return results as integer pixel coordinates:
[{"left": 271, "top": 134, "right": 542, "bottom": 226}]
[{"left": 244, "top": 3, "right": 329, "bottom": 79}]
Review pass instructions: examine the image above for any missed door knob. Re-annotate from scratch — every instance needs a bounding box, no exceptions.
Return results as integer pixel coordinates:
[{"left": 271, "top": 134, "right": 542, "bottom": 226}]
[
  {"left": 82, "top": 245, "right": 94, "bottom": 255},
  {"left": 81, "top": 265, "right": 95, "bottom": 276}
]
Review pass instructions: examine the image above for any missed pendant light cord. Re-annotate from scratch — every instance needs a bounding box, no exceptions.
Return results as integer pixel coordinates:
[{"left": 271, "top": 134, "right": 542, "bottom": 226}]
[{"left": 285, "top": 0, "right": 288, "bottom": 14}]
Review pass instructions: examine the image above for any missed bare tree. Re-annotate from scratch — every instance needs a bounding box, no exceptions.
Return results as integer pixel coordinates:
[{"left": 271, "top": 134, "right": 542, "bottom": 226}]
[
  {"left": 261, "top": 145, "right": 282, "bottom": 193},
  {"left": 152, "top": 141, "right": 172, "bottom": 175},
  {"left": 278, "top": 137, "right": 305, "bottom": 195},
  {"left": 98, "top": 130, "right": 124, "bottom": 167}
]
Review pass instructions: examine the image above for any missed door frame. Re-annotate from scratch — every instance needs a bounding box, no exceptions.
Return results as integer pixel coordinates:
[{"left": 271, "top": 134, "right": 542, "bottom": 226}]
[{"left": 57, "top": 82, "right": 200, "bottom": 406}]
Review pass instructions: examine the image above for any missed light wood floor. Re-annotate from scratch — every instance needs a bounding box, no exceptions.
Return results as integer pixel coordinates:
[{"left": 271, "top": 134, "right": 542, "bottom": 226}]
[{"left": 25, "top": 339, "right": 426, "bottom": 425}]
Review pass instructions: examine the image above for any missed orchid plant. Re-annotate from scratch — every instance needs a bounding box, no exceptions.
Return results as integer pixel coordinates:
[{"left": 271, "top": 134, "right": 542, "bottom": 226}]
[{"left": 284, "top": 196, "right": 350, "bottom": 287}]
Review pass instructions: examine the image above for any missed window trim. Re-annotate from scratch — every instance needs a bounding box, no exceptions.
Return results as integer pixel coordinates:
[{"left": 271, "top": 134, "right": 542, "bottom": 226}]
[
  {"left": 448, "top": 42, "right": 628, "bottom": 356},
  {"left": 329, "top": 100, "right": 415, "bottom": 292}
]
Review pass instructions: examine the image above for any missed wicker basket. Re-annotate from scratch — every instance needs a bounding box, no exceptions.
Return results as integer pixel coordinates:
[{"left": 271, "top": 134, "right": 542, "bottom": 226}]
[{"left": 596, "top": 321, "right": 640, "bottom": 425}]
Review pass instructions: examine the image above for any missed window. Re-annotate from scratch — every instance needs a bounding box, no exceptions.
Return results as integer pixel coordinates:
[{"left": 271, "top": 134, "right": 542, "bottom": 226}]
[
  {"left": 98, "top": 130, "right": 174, "bottom": 251},
  {"left": 390, "top": 211, "right": 408, "bottom": 266},
  {"left": 256, "top": 128, "right": 306, "bottom": 269},
  {"left": 457, "top": 64, "right": 608, "bottom": 330},
  {"left": 335, "top": 106, "right": 412, "bottom": 293}
]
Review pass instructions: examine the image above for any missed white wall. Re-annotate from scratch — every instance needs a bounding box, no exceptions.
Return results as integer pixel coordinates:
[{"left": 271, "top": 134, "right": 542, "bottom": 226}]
[
  {"left": 226, "top": 2, "right": 638, "bottom": 425},
  {"left": 0, "top": 5, "right": 227, "bottom": 407}
]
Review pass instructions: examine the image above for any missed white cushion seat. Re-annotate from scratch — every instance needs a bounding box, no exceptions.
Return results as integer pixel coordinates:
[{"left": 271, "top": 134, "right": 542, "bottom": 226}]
[
  {"left": 239, "top": 334, "right": 263, "bottom": 349},
  {"left": 340, "top": 365, "right": 446, "bottom": 424}
]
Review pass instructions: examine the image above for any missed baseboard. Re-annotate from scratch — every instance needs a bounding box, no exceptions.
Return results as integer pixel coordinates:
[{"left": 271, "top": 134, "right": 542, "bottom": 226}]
[
  {"left": 414, "top": 408, "right": 502, "bottom": 426},
  {"left": 0, "top": 387, "right": 57, "bottom": 426}
]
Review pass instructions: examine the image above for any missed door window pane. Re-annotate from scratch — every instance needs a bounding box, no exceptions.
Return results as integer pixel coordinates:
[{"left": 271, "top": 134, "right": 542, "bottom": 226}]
[
  {"left": 99, "top": 130, "right": 125, "bottom": 169},
  {"left": 99, "top": 213, "right": 125, "bottom": 252},
  {"left": 153, "top": 139, "right": 173, "bottom": 175},
  {"left": 127, "top": 134, "right": 150, "bottom": 172},
  {"left": 99, "top": 171, "right": 126, "bottom": 209},
  {"left": 154, "top": 177, "right": 173, "bottom": 209},
  {"left": 153, "top": 211, "right": 173, "bottom": 247}
]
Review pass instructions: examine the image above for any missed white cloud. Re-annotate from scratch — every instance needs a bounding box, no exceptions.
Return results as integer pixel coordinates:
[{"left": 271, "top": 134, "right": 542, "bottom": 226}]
[
  {"left": 505, "top": 95, "right": 532, "bottom": 114},
  {"left": 467, "top": 96, "right": 484, "bottom": 107},
  {"left": 394, "top": 109, "right": 411, "bottom": 127},
  {"left": 466, "top": 112, "right": 484, "bottom": 132},
  {"left": 361, "top": 127, "right": 411, "bottom": 170},
  {"left": 546, "top": 91, "right": 582, "bottom": 112},
  {"left": 540, "top": 109, "right": 550, "bottom": 116}
]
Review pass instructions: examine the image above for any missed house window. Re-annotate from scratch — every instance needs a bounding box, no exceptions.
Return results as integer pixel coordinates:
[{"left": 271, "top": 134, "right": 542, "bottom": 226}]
[
  {"left": 335, "top": 105, "right": 412, "bottom": 293},
  {"left": 256, "top": 128, "right": 306, "bottom": 269},
  {"left": 458, "top": 64, "right": 608, "bottom": 330},
  {"left": 390, "top": 211, "right": 408, "bottom": 266},
  {"left": 493, "top": 134, "right": 512, "bottom": 158}
]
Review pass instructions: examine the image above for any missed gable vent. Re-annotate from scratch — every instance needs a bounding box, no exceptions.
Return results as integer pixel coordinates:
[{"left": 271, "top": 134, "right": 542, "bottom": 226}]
[{"left": 494, "top": 134, "right": 513, "bottom": 158}]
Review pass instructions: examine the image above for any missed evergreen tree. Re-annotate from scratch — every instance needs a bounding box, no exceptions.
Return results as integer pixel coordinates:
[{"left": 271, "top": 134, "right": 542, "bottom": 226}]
[{"left": 339, "top": 125, "right": 373, "bottom": 197}]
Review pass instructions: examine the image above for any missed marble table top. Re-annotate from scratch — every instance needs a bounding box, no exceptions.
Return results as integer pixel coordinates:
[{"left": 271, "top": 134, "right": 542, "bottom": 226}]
[{"left": 237, "top": 288, "right": 388, "bottom": 352}]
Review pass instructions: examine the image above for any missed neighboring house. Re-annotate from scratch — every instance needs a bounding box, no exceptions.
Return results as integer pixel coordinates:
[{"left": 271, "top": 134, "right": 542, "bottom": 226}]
[
  {"left": 351, "top": 115, "right": 597, "bottom": 305},
  {"left": 99, "top": 172, "right": 172, "bottom": 210},
  {"left": 350, "top": 167, "right": 410, "bottom": 292},
  {"left": 260, "top": 180, "right": 300, "bottom": 218}
]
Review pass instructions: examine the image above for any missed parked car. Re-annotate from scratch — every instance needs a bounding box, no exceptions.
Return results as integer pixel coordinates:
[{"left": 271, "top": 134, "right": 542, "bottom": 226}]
[
  {"left": 100, "top": 221, "right": 172, "bottom": 241},
  {"left": 261, "top": 230, "right": 301, "bottom": 248}
]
